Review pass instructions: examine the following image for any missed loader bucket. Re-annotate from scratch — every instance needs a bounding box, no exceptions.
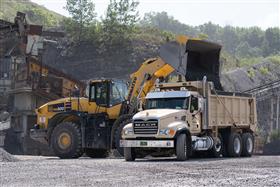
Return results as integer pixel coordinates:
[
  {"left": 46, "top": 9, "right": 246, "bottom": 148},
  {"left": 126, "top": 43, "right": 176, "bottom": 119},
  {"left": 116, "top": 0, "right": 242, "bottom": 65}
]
[{"left": 159, "top": 39, "right": 223, "bottom": 90}]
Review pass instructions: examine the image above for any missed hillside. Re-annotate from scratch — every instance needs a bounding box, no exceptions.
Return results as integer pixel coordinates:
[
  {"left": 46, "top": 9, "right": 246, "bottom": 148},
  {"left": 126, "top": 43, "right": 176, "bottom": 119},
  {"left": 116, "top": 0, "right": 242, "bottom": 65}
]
[
  {"left": 1, "top": 0, "right": 279, "bottom": 89},
  {"left": 0, "top": 0, "right": 64, "bottom": 27}
]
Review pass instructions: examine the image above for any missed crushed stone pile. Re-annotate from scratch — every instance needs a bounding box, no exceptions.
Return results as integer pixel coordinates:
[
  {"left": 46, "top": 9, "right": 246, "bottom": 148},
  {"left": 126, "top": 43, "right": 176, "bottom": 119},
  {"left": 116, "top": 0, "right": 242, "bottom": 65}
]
[{"left": 0, "top": 148, "right": 19, "bottom": 162}]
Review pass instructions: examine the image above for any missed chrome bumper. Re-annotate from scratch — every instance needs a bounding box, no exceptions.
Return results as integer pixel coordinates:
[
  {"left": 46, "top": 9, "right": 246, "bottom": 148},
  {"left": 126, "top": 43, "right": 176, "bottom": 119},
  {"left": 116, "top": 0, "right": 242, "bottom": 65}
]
[{"left": 120, "top": 140, "right": 174, "bottom": 148}]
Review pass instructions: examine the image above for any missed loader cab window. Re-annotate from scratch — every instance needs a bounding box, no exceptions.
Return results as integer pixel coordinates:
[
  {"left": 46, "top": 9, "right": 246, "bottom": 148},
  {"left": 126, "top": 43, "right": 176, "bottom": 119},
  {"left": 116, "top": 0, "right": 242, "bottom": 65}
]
[
  {"left": 89, "top": 82, "right": 109, "bottom": 106},
  {"left": 96, "top": 83, "right": 109, "bottom": 106},
  {"left": 110, "top": 81, "right": 127, "bottom": 106}
]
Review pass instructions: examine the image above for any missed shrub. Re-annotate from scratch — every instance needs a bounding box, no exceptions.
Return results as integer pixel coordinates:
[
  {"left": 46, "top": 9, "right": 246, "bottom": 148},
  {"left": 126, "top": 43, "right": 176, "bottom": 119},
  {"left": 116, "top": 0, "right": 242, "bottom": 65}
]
[{"left": 259, "top": 66, "right": 269, "bottom": 75}]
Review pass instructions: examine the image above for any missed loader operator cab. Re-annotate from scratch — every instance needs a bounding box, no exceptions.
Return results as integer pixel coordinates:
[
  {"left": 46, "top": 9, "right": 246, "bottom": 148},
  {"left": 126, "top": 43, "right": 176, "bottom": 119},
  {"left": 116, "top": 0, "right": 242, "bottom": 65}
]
[{"left": 88, "top": 80, "right": 128, "bottom": 107}]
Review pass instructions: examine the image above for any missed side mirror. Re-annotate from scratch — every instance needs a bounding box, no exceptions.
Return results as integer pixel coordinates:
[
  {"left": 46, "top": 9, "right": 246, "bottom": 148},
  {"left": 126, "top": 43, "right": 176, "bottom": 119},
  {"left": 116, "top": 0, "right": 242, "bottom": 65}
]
[
  {"left": 198, "top": 98, "right": 204, "bottom": 112},
  {"left": 138, "top": 99, "right": 143, "bottom": 111}
]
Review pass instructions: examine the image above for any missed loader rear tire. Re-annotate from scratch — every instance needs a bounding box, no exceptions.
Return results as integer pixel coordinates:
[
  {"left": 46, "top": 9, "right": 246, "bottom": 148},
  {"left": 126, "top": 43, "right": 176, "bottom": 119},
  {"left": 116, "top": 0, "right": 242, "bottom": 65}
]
[
  {"left": 176, "top": 134, "right": 188, "bottom": 161},
  {"left": 227, "top": 132, "right": 242, "bottom": 157},
  {"left": 51, "top": 122, "right": 83, "bottom": 159},
  {"left": 124, "top": 147, "right": 136, "bottom": 161},
  {"left": 241, "top": 133, "right": 254, "bottom": 157},
  {"left": 85, "top": 149, "right": 109, "bottom": 158},
  {"left": 112, "top": 114, "right": 133, "bottom": 156}
]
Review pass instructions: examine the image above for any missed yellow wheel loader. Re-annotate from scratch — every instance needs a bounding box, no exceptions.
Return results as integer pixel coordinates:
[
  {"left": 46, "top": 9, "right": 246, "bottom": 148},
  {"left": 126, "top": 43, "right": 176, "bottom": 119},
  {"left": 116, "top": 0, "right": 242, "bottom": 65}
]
[{"left": 31, "top": 58, "right": 174, "bottom": 158}]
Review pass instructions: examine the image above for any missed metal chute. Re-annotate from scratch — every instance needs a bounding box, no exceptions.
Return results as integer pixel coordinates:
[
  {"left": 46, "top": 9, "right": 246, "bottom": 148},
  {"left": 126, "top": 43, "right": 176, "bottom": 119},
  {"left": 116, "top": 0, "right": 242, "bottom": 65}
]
[{"left": 159, "top": 37, "right": 223, "bottom": 90}]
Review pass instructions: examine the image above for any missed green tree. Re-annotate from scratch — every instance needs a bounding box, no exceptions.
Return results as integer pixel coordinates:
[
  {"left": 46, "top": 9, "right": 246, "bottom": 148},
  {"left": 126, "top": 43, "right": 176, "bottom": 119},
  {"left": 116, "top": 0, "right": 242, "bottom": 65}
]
[
  {"left": 199, "top": 22, "right": 222, "bottom": 41},
  {"left": 101, "top": 0, "right": 139, "bottom": 47},
  {"left": 264, "top": 28, "right": 280, "bottom": 55},
  {"left": 197, "top": 33, "right": 208, "bottom": 40},
  {"left": 245, "top": 27, "right": 264, "bottom": 48},
  {"left": 221, "top": 26, "right": 239, "bottom": 54},
  {"left": 65, "top": 0, "right": 96, "bottom": 42},
  {"left": 141, "top": 11, "right": 195, "bottom": 35}
]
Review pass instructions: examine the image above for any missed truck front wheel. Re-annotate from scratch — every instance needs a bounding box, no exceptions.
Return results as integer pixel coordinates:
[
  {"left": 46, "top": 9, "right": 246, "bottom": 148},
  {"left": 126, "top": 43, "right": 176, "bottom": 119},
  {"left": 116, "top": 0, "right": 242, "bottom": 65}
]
[
  {"left": 227, "top": 132, "right": 242, "bottom": 157},
  {"left": 176, "top": 133, "right": 188, "bottom": 161},
  {"left": 241, "top": 133, "right": 254, "bottom": 157},
  {"left": 51, "top": 122, "right": 83, "bottom": 159},
  {"left": 124, "top": 147, "right": 136, "bottom": 161}
]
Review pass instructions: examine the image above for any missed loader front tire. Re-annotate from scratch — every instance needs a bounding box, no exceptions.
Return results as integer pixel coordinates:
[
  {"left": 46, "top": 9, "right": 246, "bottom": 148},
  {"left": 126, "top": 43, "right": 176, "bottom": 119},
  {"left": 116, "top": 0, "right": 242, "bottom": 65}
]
[
  {"left": 51, "top": 122, "right": 83, "bottom": 159},
  {"left": 112, "top": 114, "right": 133, "bottom": 156}
]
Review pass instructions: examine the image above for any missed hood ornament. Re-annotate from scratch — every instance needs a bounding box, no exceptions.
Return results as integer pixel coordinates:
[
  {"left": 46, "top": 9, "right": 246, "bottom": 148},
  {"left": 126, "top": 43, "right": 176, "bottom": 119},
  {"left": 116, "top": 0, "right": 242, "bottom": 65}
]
[{"left": 146, "top": 112, "right": 149, "bottom": 117}]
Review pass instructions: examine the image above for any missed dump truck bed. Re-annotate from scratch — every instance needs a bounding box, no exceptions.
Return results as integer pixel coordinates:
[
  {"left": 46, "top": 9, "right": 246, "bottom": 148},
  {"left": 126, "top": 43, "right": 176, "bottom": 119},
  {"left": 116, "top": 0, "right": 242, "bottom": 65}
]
[{"left": 208, "top": 91, "right": 257, "bottom": 131}]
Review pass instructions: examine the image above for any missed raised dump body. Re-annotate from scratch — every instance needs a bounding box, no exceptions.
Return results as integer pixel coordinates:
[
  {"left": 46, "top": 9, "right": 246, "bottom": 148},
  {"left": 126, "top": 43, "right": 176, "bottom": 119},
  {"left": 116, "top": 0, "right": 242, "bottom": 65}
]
[{"left": 121, "top": 80, "right": 257, "bottom": 161}]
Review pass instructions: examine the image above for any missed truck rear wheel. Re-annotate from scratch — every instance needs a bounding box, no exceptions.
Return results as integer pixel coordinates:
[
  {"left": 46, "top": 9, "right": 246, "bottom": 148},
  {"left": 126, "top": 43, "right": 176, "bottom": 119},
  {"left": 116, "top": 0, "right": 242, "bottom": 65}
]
[
  {"left": 241, "top": 133, "right": 254, "bottom": 157},
  {"left": 176, "top": 133, "right": 188, "bottom": 161},
  {"left": 85, "top": 149, "right": 109, "bottom": 158},
  {"left": 227, "top": 132, "right": 242, "bottom": 157},
  {"left": 51, "top": 122, "right": 83, "bottom": 159},
  {"left": 210, "top": 134, "right": 224, "bottom": 158},
  {"left": 124, "top": 147, "right": 136, "bottom": 161}
]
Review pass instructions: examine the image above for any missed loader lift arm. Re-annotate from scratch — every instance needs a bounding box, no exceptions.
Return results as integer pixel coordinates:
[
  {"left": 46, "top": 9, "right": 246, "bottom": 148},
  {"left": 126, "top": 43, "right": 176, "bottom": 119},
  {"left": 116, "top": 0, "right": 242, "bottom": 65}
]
[{"left": 126, "top": 58, "right": 175, "bottom": 113}]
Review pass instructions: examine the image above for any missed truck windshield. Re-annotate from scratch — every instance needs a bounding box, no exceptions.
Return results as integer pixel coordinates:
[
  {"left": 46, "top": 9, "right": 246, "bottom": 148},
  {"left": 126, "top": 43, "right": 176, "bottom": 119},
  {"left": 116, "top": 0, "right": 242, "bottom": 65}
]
[{"left": 146, "top": 97, "right": 189, "bottom": 110}]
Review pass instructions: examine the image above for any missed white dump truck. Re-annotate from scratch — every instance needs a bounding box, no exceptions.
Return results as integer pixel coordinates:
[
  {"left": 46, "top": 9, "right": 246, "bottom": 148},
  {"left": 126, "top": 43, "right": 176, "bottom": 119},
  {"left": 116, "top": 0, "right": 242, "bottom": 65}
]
[{"left": 121, "top": 79, "right": 257, "bottom": 161}]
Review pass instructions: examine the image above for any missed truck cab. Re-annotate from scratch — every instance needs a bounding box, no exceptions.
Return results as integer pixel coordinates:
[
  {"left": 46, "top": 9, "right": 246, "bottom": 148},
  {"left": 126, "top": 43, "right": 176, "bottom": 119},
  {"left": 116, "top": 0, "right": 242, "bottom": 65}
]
[{"left": 121, "top": 88, "right": 201, "bottom": 161}]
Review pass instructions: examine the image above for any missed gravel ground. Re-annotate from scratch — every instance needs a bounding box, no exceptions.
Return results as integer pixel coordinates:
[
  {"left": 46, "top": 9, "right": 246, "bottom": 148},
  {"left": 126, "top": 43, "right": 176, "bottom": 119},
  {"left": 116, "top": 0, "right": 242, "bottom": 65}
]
[{"left": 0, "top": 156, "right": 279, "bottom": 187}]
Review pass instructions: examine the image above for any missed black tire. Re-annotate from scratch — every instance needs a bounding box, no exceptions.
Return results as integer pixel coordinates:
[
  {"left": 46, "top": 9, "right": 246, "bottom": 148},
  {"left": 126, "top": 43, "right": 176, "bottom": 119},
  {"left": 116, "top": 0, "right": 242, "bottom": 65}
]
[
  {"left": 176, "top": 133, "right": 188, "bottom": 161},
  {"left": 210, "top": 134, "right": 224, "bottom": 158},
  {"left": 112, "top": 114, "right": 133, "bottom": 156},
  {"left": 241, "top": 133, "right": 254, "bottom": 157},
  {"left": 85, "top": 149, "right": 109, "bottom": 158},
  {"left": 51, "top": 122, "right": 83, "bottom": 159},
  {"left": 124, "top": 147, "right": 136, "bottom": 161},
  {"left": 227, "top": 132, "right": 242, "bottom": 157}
]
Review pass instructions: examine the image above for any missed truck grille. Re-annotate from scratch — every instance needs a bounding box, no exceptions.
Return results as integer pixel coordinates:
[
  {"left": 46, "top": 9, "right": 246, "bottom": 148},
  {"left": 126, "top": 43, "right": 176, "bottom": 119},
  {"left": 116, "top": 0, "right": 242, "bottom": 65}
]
[{"left": 133, "top": 120, "right": 158, "bottom": 134}]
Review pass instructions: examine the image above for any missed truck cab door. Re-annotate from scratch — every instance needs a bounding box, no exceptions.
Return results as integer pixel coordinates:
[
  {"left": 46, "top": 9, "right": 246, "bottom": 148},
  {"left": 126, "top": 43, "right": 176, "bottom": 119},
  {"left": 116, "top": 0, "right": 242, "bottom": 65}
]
[{"left": 189, "top": 95, "right": 201, "bottom": 133}]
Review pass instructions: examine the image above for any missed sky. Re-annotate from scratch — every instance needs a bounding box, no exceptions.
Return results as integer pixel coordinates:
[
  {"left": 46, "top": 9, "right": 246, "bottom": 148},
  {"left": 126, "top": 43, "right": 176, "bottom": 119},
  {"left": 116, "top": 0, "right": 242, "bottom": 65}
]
[{"left": 30, "top": 0, "right": 280, "bottom": 29}]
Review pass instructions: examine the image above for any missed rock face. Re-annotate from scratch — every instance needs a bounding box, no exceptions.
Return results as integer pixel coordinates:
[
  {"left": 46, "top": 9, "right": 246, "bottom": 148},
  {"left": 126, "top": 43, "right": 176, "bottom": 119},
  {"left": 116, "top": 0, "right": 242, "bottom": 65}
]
[
  {"left": 221, "top": 61, "right": 280, "bottom": 92},
  {"left": 43, "top": 40, "right": 162, "bottom": 81}
]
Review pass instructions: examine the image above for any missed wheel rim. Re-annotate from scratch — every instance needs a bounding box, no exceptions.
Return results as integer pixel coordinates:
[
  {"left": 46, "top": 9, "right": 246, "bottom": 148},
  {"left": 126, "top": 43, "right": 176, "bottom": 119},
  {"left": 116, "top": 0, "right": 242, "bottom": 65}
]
[
  {"left": 233, "top": 137, "right": 241, "bottom": 154},
  {"left": 58, "top": 132, "right": 71, "bottom": 149},
  {"left": 184, "top": 142, "right": 187, "bottom": 156},
  {"left": 246, "top": 137, "right": 253, "bottom": 153},
  {"left": 214, "top": 137, "right": 222, "bottom": 152}
]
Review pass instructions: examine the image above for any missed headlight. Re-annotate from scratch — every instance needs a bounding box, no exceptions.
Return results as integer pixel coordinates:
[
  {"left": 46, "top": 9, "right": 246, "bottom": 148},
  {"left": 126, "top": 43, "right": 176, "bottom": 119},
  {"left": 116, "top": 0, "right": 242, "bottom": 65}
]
[
  {"left": 123, "top": 128, "right": 133, "bottom": 135},
  {"left": 39, "top": 116, "right": 46, "bottom": 123},
  {"left": 159, "top": 128, "right": 175, "bottom": 136}
]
